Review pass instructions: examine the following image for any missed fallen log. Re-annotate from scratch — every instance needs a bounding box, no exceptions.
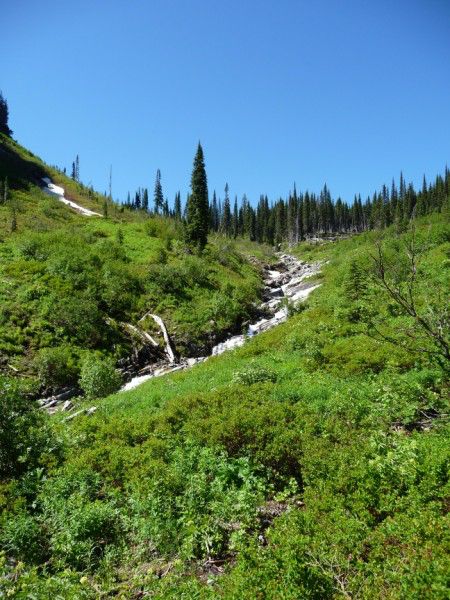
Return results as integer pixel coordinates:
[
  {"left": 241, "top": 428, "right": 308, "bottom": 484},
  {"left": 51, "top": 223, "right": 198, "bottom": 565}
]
[
  {"left": 122, "top": 322, "right": 159, "bottom": 347},
  {"left": 105, "top": 317, "right": 159, "bottom": 347},
  {"left": 139, "top": 312, "right": 177, "bottom": 364}
]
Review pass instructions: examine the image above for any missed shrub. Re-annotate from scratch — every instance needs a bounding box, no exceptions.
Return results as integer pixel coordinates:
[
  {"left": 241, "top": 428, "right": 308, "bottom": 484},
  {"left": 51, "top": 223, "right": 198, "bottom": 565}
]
[
  {"left": 232, "top": 365, "right": 277, "bottom": 385},
  {"left": 46, "top": 294, "right": 104, "bottom": 347},
  {"left": 34, "top": 345, "right": 79, "bottom": 392},
  {"left": 129, "top": 443, "right": 267, "bottom": 561},
  {"left": 0, "top": 511, "right": 46, "bottom": 563},
  {"left": 0, "top": 376, "right": 58, "bottom": 478},
  {"left": 47, "top": 497, "right": 121, "bottom": 571},
  {"left": 79, "top": 355, "right": 121, "bottom": 399},
  {"left": 155, "top": 246, "right": 168, "bottom": 264}
]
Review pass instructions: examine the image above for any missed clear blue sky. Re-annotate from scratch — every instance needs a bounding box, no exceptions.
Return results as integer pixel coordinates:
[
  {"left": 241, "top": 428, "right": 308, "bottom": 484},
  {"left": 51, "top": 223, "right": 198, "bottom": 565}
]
[{"left": 1, "top": 0, "right": 449, "bottom": 205}]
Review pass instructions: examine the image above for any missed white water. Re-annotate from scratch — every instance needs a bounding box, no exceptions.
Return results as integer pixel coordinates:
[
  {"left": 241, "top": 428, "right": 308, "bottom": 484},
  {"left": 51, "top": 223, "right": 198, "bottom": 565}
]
[
  {"left": 120, "top": 254, "right": 321, "bottom": 392},
  {"left": 41, "top": 177, "right": 102, "bottom": 217}
]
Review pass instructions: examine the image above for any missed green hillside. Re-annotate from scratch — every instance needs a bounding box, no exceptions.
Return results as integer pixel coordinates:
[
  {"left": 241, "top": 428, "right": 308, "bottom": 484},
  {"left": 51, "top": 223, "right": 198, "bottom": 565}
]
[
  {"left": 1, "top": 201, "right": 448, "bottom": 597},
  {"left": 0, "top": 135, "right": 271, "bottom": 394}
]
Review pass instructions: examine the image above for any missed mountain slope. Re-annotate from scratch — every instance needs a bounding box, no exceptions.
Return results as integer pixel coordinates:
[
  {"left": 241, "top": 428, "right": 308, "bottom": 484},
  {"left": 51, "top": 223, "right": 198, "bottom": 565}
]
[
  {"left": 0, "top": 135, "right": 272, "bottom": 394},
  {"left": 1, "top": 210, "right": 448, "bottom": 598}
]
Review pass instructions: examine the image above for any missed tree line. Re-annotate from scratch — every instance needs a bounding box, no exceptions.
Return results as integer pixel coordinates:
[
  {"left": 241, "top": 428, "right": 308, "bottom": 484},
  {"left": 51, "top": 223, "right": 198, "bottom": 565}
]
[
  {"left": 2, "top": 85, "right": 447, "bottom": 250},
  {"left": 124, "top": 144, "right": 449, "bottom": 248}
]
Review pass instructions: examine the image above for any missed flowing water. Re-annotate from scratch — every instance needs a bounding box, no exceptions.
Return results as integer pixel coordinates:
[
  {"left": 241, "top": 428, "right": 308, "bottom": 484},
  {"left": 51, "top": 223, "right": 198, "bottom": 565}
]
[{"left": 121, "top": 253, "right": 321, "bottom": 392}]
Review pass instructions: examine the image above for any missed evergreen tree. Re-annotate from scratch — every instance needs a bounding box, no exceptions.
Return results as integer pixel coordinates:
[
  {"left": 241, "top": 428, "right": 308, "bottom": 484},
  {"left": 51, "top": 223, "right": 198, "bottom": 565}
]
[
  {"left": 233, "top": 195, "right": 239, "bottom": 238},
  {"left": 222, "top": 183, "right": 232, "bottom": 236},
  {"left": 399, "top": 171, "right": 406, "bottom": 201},
  {"left": 153, "top": 169, "right": 163, "bottom": 214},
  {"left": 303, "top": 192, "right": 311, "bottom": 236},
  {"left": 135, "top": 190, "right": 141, "bottom": 210},
  {"left": 274, "top": 199, "right": 285, "bottom": 244},
  {"left": 297, "top": 193, "right": 304, "bottom": 240},
  {"left": 174, "top": 191, "right": 182, "bottom": 220},
  {"left": 142, "top": 188, "right": 149, "bottom": 211},
  {"left": 0, "top": 92, "right": 12, "bottom": 136},
  {"left": 404, "top": 183, "right": 416, "bottom": 219},
  {"left": 287, "top": 190, "right": 297, "bottom": 244},
  {"left": 250, "top": 208, "right": 257, "bottom": 241},
  {"left": 241, "top": 194, "right": 251, "bottom": 238},
  {"left": 416, "top": 176, "right": 428, "bottom": 216},
  {"left": 116, "top": 228, "right": 124, "bottom": 245},
  {"left": 210, "top": 190, "right": 219, "bottom": 231},
  {"left": 185, "top": 143, "right": 209, "bottom": 251}
]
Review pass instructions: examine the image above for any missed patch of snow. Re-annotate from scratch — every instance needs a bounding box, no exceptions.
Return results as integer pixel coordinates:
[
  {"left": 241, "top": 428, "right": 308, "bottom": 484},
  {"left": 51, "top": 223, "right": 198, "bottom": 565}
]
[{"left": 41, "top": 177, "right": 102, "bottom": 217}]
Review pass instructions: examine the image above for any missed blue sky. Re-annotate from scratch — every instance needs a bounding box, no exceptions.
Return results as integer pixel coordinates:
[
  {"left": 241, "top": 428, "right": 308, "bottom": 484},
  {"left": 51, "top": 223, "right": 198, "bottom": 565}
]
[{"left": 1, "top": 0, "right": 449, "bottom": 206}]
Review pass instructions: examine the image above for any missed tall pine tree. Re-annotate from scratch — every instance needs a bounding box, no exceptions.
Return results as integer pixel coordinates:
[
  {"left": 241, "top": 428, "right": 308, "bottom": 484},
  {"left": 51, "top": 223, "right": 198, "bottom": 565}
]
[
  {"left": 153, "top": 169, "right": 163, "bottom": 214},
  {"left": 174, "top": 191, "right": 182, "bottom": 220},
  {"left": 222, "top": 183, "right": 232, "bottom": 236},
  {"left": 185, "top": 143, "right": 209, "bottom": 251}
]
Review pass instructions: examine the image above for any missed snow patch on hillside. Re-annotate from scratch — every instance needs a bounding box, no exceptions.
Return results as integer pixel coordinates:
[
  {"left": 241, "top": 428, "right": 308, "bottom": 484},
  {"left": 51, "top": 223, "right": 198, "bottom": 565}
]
[{"left": 41, "top": 177, "right": 102, "bottom": 217}]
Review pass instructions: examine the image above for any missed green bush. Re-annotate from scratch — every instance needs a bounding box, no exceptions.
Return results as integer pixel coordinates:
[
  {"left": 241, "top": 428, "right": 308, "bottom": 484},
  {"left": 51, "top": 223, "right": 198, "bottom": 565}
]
[
  {"left": 232, "top": 364, "right": 277, "bottom": 385},
  {"left": 0, "top": 512, "right": 46, "bottom": 564},
  {"left": 0, "top": 377, "right": 58, "bottom": 478},
  {"left": 79, "top": 355, "right": 121, "bottom": 399},
  {"left": 34, "top": 345, "right": 79, "bottom": 392},
  {"left": 0, "top": 553, "right": 95, "bottom": 598},
  {"left": 129, "top": 442, "right": 268, "bottom": 561},
  {"left": 49, "top": 498, "right": 121, "bottom": 571},
  {"left": 45, "top": 293, "right": 104, "bottom": 346}
]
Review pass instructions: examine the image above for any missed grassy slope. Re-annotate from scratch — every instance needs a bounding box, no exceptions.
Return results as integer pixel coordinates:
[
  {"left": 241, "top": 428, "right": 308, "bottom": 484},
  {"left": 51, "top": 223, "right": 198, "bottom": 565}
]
[
  {"left": 1, "top": 211, "right": 448, "bottom": 598},
  {"left": 0, "top": 135, "right": 272, "bottom": 387}
]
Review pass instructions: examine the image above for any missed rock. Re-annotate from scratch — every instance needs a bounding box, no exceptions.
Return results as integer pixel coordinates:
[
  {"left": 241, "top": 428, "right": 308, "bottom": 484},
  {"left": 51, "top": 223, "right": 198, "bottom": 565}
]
[{"left": 268, "top": 287, "right": 284, "bottom": 298}]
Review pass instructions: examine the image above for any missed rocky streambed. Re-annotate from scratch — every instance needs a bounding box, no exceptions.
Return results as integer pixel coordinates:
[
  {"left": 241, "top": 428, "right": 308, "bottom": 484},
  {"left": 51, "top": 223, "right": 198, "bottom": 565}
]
[
  {"left": 121, "top": 253, "right": 321, "bottom": 392},
  {"left": 39, "top": 253, "right": 321, "bottom": 413}
]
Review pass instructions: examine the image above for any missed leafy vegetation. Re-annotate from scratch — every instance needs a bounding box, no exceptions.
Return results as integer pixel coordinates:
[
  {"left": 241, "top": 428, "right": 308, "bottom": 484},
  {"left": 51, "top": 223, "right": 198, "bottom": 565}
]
[
  {"left": 1, "top": 206, "right": 448, "bottom": 597},
  {"left": 0, "top": 134, "right": 268, "bottom": 394},
  {"left": 0, "top": 128, "right": 449, "bottom": 596}
]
